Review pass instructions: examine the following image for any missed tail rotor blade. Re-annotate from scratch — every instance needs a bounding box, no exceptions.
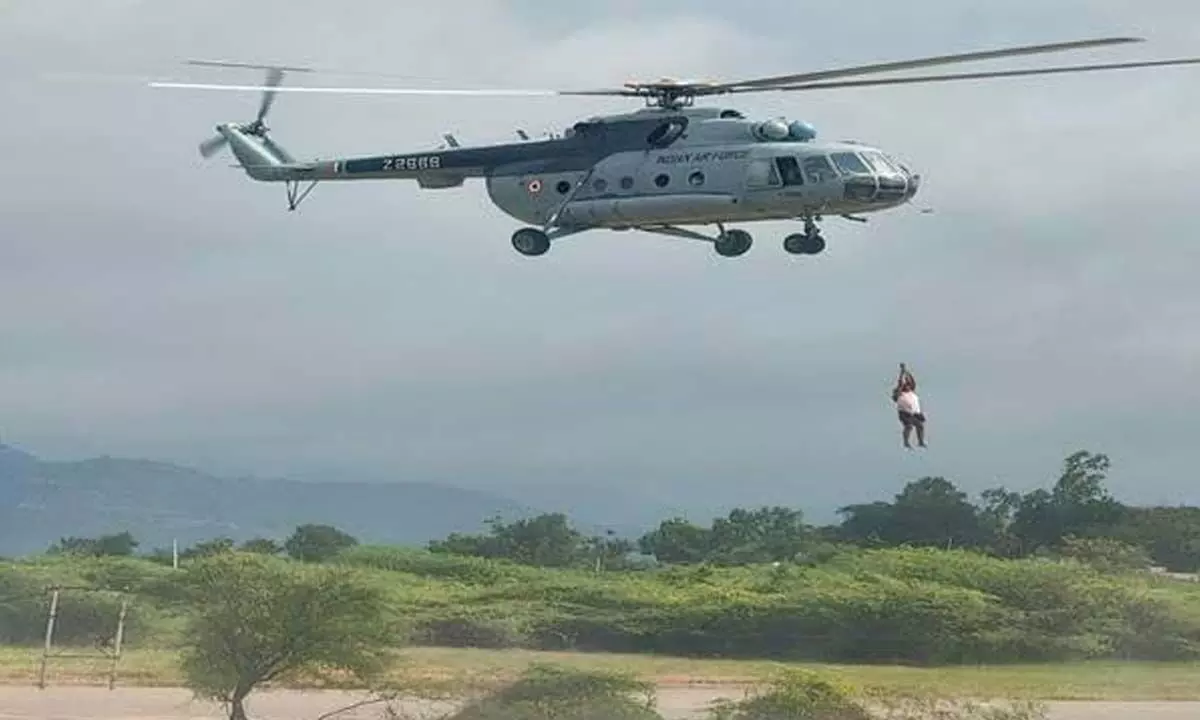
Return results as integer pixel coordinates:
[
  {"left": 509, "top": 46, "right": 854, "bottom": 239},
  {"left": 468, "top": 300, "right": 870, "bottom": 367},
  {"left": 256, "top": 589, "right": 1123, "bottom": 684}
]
[
  {"left": 199, "top": 134, "right": 228, "bottom": 158},
  {"left": 256, "top": 67, "right": 284, "bottom": 125}
]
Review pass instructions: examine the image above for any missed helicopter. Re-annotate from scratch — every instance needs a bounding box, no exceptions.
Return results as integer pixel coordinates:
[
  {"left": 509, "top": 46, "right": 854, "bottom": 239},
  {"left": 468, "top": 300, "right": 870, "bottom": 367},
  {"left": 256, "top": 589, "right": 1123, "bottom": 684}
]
[{"left": 151, "top": 36, "right": 1200, "bottom": 258}]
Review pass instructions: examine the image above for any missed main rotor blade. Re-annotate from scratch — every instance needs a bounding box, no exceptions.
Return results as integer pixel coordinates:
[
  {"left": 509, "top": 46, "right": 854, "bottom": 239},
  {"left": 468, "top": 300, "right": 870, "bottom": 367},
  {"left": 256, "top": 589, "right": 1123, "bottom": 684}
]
[
  {"left": 706, "top": 36, "right": 1144, "bottom": 92},
  {"left": 187, "top": 59, "right": 317, "bottom": 74},
  {"left": 758, "top": 56, "right": 1200, "bottom": 92},
  {"left": 147, "top": 81, "right": 628, "bottom": 97},
  {"left": 183, "top": 58, "right": 494, "bottom": 84}
]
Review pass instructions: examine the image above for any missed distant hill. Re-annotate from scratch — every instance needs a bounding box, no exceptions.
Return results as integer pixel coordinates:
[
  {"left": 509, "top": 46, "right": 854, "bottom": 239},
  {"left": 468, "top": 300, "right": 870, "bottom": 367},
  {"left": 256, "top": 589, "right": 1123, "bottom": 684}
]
[{"left": 0, "top": 443, "right": 537, "bottom": 557}]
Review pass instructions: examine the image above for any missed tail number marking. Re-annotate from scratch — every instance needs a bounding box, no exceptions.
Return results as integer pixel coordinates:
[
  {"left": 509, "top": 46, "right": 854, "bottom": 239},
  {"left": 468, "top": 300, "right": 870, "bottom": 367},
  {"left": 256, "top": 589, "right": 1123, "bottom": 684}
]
[{"left": 381, "top": 155, "right": 442, "bottom": 171}]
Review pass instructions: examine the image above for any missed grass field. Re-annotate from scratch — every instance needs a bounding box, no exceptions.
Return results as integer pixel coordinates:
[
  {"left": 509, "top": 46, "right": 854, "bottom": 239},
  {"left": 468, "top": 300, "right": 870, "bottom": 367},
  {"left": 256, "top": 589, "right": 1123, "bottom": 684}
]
[{"left": 2, "top": 646, "right": 1198, "bottom": 701}]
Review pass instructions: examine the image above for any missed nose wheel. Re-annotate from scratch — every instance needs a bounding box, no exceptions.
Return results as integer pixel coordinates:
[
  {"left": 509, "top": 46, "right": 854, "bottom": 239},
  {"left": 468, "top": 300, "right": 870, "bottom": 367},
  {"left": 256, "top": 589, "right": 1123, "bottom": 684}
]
[{"left": 784, "top": 232, "right": 825, "bottom": 255}]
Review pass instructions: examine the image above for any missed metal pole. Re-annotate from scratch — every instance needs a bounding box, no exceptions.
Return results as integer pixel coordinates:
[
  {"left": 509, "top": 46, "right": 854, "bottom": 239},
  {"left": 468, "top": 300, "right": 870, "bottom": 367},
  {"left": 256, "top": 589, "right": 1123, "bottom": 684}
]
[
  {"left": 172, "top": 539, "right": 179, "bottom": 569},
  {"left": 38, "top": 588, "right": 60, "bottom": 690},
  {"left": 109, "top": 599, "right": 127, "bottom": 690}
]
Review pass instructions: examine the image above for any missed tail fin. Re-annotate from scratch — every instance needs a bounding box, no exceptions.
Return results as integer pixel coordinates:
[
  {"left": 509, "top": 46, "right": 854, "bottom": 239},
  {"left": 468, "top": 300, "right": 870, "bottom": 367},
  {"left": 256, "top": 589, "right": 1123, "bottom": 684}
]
[{"left": 217, "top": 123, "right": 295, "bottom": 181}]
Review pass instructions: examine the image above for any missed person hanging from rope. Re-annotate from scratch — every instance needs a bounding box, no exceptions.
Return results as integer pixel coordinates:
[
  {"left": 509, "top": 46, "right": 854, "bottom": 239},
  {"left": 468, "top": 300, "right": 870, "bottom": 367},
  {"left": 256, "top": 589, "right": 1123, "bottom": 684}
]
[{"left": 891, "top": 363, "right": 927, "bottom": 449}]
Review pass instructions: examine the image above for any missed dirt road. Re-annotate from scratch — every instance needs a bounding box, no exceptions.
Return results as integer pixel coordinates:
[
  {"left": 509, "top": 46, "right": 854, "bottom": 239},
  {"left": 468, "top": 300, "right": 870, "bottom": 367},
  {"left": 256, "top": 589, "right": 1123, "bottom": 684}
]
[{"left": 1, "top": 686, "right": 1197, "bottom": 720}]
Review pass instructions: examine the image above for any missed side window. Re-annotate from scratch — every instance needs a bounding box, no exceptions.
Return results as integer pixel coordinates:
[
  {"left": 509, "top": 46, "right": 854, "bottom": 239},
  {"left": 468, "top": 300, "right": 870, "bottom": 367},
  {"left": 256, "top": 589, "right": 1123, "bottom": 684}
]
[
  {"left": 746, "top": 158, "right": 781, "bottom": 188},
  {"left": 802, "top": 156, "right": 838, "bottom": 184},
  {"left": 775, "top": 157, "right": 804, "bottom": 186}
]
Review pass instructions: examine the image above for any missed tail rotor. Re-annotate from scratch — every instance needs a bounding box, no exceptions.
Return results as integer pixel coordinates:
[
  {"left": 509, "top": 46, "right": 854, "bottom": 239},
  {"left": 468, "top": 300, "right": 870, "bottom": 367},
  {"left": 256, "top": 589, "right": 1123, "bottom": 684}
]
[{"left": 197, "top": 66, "right": 285, "bottom": 159}]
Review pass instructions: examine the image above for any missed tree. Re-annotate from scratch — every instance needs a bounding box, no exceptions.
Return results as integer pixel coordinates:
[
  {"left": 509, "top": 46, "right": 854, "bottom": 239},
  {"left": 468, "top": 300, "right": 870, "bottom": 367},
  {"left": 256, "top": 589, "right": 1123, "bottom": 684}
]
[
  {"left": 1053, "top": 450, "right": 1112, "bottom": 507},
  {"left": 887, "top": 477, "right": 989, "bottom": 550},
  {"left": 177, "top": 552, "right": 394, "bottom": 720},
  {"left": 283, "top": 524, "right": 358, "bottom": 563},
  {"left": 586, "top": 529, "right": 634, "bottom": 572},
  {"left": 1011, "top": 451, "right": 1127, "bottom": 553},
  {"left": 978, "top": 487, "right": 1023, "bottom": 557},
  {"left": 50, "top": 531, "right": 138, "bottom": 557},
  {"left": 835, "top": 501, "right": 894, "bottom": 547},
  {"left": 1109, "top": 506, "right": 1200, "bottom": 572},
  {"left": 182, "top": 537, "right": 235, "bottom": 559},
  {"left": 637, "top": 508, "right": 811, "bottom": 566},
  {"left": 836, "top": 479, "right": 988, "bottom": 551},
  {"left": 239, "top": 538, "right": 282, "bottom": 555},
  {"left": 707, "top": 506, "right": 810, "bottom": 564},
  {"left": 429, "top": 513, "right": 589, "bottom": 568},
  {"left": 637, "top": 518, "right": 712, "bottom": 564}
]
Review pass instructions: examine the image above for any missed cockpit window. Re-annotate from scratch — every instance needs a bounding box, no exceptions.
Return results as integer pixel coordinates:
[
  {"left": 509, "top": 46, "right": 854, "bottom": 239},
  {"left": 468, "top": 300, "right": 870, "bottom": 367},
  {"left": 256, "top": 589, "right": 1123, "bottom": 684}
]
[
  {"left": 831, "top": 152, "right": 871, "bottom": 175},
  {"left": 802, "top": 155, "right": 838, "bottom": 184}
]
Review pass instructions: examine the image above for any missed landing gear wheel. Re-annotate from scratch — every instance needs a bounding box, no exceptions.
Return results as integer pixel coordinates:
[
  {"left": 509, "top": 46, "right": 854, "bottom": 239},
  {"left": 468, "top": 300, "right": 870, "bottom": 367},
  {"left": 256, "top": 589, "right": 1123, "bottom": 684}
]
[
  {"left": 511, "top": 227, "right": 551, "bottom": 256},
  {"left": 783, "top": 232, "right": 825, "bottom": 255},
  {"left": 714, "top": 228, "right": 752, "bottom": 257}
]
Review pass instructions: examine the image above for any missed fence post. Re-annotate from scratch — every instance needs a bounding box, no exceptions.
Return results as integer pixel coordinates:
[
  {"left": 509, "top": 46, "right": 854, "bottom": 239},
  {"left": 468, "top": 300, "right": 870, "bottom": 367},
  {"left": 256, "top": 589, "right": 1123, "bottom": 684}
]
[
  {"left": 38, "top": 587, "right": 61, "bottom": 690},
  {"left": 108, "top": 598, "right": 128, "bottom": 690}
]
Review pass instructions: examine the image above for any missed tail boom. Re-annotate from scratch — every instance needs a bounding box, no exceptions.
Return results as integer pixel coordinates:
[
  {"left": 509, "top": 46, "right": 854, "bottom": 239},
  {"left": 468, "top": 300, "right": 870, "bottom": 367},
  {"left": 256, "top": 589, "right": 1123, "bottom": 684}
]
[{"left": 222, "top": 125, "right": 474, "bottom": 189}]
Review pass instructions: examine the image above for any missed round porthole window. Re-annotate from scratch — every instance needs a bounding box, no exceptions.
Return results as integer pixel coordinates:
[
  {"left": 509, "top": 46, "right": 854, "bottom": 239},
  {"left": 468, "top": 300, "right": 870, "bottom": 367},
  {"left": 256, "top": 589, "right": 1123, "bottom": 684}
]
[
  {"left": 688, "top": 170, "right": 705, "bottom": 187},
  {"left": 556, "top": 180, "right": 571, "bottom": 194},
  {"left": 620, "top": 176, "right": 634, "bottom": 190},
  {"left": 593, "top": 178, "right": 607, "bottom": 192},
  {"left": 654, "top": 173, "right": 670, "bottom": 188}
]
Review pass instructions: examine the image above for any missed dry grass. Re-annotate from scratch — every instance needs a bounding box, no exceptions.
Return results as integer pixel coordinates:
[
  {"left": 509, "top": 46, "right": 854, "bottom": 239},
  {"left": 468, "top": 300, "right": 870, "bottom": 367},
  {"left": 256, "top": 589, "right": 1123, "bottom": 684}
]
[{"left": 1, "top": 646, "right": 1197, "bottom": 700}]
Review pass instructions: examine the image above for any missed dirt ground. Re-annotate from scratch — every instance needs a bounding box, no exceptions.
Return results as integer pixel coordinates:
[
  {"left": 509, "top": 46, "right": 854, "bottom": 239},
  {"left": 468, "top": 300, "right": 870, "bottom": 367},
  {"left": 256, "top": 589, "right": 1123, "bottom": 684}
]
[{"left": 0, "top": 686, "right": 1198, "bottom": 720}]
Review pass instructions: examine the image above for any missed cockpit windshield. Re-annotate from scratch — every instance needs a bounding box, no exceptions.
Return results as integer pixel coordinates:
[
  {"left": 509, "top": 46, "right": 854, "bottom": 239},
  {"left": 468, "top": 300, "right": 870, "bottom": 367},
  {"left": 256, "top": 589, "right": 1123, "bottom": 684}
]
[
  {"left": 830, "top": 152, "right": 872, "bottom": 176},
  {"left": 860, "top": 150, "right": 903, "bottom": 176}
]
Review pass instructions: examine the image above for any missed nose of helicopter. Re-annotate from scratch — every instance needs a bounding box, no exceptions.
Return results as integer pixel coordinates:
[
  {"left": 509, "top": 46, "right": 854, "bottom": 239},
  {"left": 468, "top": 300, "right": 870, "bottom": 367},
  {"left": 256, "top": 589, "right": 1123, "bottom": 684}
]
[{"left": 906, "top": 171, "right": 921, "bottom": 199}]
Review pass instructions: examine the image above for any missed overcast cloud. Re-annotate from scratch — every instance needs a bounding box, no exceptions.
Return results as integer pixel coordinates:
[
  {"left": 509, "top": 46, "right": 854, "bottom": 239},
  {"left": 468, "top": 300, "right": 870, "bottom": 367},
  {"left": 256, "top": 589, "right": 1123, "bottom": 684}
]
[{"left": 1, "top": 0, "right": 1199, "bottom": 521}]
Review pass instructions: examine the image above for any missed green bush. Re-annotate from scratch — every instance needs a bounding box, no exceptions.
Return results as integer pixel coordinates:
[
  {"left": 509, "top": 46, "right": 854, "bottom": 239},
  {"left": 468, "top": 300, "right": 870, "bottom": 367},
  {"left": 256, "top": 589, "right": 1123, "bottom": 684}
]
[
  {"left": 335, "top": 545, "right": 539, "bottom": 585},
  {"left": 708, "top": 670, "right": 1049, "bottom": 720},
  {"left": 447, "top": 664, "right": 662, "bottom": 720},
  {"left": 415, "top": 611, "right": 529, "bottom": 649},
  {"left": 2, "top": 547, "right": 1199, "bottom": 665},
  {"left": 705, "top": 669, "right": 872, "bottom": 720}
]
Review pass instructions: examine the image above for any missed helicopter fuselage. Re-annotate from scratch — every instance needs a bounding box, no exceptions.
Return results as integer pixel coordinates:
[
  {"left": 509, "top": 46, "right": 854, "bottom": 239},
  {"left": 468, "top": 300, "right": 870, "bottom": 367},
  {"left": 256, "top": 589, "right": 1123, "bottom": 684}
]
[{"left": 218, "top": 104, "right": 920, "bottom": 256}]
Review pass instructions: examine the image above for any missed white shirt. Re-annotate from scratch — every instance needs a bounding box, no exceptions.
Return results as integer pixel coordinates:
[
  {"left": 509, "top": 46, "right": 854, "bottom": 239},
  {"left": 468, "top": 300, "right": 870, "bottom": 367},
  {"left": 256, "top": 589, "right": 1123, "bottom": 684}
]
[{"left": 897, "top": 390, "right": 921, "bottom": 414}]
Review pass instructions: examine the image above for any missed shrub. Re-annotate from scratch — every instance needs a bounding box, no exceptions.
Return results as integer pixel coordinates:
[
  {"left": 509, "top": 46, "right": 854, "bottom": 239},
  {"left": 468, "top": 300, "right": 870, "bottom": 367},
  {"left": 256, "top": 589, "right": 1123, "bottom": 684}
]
[
  {"left": 446, "top": 664, "right": 662, "bottom": 720},
  {"left": 705, "top": 669, "right": 872, "bottom": 720}
]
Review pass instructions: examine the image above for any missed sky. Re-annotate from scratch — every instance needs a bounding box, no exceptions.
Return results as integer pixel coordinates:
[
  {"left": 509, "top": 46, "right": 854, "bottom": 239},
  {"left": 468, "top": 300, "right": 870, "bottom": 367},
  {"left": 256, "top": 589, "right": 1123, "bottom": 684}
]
[{"left": 1, "top": 0, "right": 1199, "bottom": 524}]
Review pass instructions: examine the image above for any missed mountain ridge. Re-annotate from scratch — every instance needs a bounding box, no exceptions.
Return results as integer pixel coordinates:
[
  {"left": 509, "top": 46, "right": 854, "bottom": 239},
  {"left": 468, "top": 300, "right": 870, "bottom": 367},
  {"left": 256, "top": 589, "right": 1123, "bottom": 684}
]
[{"left": 0, "top": 442, "right": 547, "bottom": 556}]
